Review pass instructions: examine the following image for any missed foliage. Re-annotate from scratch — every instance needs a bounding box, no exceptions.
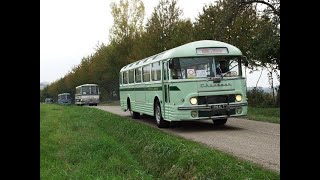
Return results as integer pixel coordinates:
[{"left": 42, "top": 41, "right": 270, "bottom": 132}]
[
  {"left": 144, "top": 0, "right": 190, "bottom": 54},
  {"left": 247, "top": 87, "right": 278, "bottom": 107},
  {"left": 109, "top": 0, "right": 145, "bottom": 43}
]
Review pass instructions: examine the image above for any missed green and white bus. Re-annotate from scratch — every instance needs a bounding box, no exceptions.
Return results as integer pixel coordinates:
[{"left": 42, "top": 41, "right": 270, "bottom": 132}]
[
  {"left": 75, "top": 84, "right": 100, "bottom": 106},
  {"left": 119, "top": 40, "right": 248, "bottom": 128}
]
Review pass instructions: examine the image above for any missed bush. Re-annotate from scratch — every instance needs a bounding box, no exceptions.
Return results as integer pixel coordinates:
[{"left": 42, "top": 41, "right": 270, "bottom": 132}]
[{"left": 247, "top": 87, "right": 277, "bottom": 108}]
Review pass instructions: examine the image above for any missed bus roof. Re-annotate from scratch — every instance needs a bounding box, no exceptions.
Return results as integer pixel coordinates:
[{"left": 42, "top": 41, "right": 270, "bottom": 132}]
[
  {"left": 58, "top": 93, "right": 71, "bottom": 96},
  {"left": 76, "top": 84, "right": 98, "bottom": 88},
  {"left": 120, "top": 40, "right": 242, "bottom": 72}
]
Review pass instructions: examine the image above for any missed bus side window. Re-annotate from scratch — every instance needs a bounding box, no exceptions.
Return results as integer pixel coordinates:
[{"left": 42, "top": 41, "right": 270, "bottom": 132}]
[
  {"left": 123, "top": 71, "right": 128, "bottom": 84},
  {"left": 142, "top": 65, "right": 150, "bottom": 82},
  {"left": 135, "top": 68, "right": 142, "bottom": 83}
]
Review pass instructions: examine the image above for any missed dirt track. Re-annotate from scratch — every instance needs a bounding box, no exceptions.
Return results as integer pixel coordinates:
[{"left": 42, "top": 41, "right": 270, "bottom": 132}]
[{"left": 92, "top": 105, "right": 280, "bottom": 172}]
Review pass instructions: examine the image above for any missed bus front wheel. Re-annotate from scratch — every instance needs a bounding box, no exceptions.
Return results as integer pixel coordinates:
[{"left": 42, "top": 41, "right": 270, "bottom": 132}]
[{"left": 155, "top": 101, "right": 169, "bottom": 128}]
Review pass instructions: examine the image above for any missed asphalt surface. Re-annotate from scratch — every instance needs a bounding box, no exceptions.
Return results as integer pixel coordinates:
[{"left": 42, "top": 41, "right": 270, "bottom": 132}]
[{"left": 92, "top": 105, "right": 280, "bottom": 172}]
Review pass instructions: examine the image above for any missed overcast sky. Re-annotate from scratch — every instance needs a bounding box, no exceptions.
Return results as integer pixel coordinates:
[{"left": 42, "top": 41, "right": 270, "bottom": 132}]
[{"left": 40, "top": 0, "right": 279, "bottom": 87}]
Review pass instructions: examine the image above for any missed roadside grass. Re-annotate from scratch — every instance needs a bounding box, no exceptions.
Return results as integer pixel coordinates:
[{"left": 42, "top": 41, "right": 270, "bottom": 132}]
[
  {"left": 247, "top": 107, "right": 280, "bottom": 124},
  {"left": 41, "top": 104, "right": 279, "bottom": 179}
]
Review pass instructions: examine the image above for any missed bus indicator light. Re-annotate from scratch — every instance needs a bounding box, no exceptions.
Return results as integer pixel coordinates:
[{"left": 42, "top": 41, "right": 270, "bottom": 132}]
[{"left": 191, "top": 111, "right": 198, "bottom": 118}]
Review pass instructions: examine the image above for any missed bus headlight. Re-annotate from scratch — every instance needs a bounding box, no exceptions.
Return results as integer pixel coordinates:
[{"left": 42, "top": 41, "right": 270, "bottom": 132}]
[
  {"left": 190, "top": 97, "right": 197, "bottom": 105},
  {"left": 235, "top": 95, "right": 242, "bottom": 102}
]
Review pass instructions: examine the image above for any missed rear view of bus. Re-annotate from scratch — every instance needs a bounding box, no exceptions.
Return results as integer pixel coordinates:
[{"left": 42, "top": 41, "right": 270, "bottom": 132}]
[
  {"left": 119, "top": 40, "right": 248, "bottom": 128},
  {"left": 58, "top": 93, "right": 71, "bottom": 105},
  {"left": 75, "top": 84, "right": 100, "bottom": 106}
]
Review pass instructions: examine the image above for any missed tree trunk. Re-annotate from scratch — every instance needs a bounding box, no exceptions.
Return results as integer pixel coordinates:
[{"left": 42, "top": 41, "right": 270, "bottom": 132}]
[{"left": 276, "top": 85, "right": 280, "bottom": 106}]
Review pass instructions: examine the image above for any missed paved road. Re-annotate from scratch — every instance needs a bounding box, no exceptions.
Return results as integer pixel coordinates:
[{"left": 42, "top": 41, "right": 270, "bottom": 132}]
[{"left": 93, "top": 105, "right": 280, "bottom": 172}]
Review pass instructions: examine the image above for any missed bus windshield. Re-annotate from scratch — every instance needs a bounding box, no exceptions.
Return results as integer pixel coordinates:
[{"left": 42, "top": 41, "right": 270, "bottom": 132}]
[
  {"left": 82, "top": 86, "right": 90, "bottom": 95},
  {"left": 90, "top": 86, "right": 99, "bottom": 95},
  {"left": 171, "top": 56, "right": 241, "bottom": 79},
  {"left": 81, "top": 86, "right": 99, "bottom": 95}
]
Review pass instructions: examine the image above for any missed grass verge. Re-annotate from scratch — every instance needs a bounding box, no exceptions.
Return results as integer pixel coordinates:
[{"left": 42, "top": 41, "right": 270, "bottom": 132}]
[
  {"left": 247, "top": 107, "right": 280, "bottom": 124},
  {"left": 41, "top": 104, "right": 279, "bottom": 179}
]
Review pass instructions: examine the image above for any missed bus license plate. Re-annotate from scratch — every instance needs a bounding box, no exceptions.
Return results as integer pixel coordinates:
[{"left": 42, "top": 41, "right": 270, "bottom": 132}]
[{"left": 212, "top": 104, "right": 227, "bottom": 109}]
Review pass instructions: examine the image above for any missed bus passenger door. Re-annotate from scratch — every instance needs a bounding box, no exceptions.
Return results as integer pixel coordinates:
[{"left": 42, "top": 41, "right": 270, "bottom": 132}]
[{"left": 162, "top": 60, "right": 170, "bottom": 120}]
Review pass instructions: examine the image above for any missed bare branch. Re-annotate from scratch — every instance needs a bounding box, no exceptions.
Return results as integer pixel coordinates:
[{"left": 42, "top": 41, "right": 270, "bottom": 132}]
[{"left": 240, "top": 0, "right": 280, "bottom": 17}]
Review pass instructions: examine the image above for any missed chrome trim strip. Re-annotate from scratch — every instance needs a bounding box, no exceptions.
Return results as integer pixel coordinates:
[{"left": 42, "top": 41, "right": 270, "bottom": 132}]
[{"left": 197, "top": 89, "right": 235, "bottom": 93}]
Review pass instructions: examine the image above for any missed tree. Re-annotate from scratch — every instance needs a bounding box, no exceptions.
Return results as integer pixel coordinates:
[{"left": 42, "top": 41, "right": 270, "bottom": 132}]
[
  {"left": 144, "top": 0, "right": 184, "bottom": 54},
  {"left": 109, "top": 0, "right": 145, "bottom": 43},
  {"left": 239, "top": 0, "right": 280, "bottom": 22}
]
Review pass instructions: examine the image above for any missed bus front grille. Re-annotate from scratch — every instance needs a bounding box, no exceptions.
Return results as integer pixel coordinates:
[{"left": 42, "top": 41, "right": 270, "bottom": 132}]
[{"left": 197, "top": 95, "right": 235, "bottom": 105}]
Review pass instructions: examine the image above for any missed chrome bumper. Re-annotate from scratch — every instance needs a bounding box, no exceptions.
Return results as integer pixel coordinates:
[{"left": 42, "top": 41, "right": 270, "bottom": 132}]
[{"left": 177, "top": 102, "right": 247, "bottom": 111}]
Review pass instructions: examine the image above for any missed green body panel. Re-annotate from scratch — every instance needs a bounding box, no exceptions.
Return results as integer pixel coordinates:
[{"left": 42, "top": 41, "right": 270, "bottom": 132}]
[{"left": 120, "top": 82, "right": 163, "bottom": 116}]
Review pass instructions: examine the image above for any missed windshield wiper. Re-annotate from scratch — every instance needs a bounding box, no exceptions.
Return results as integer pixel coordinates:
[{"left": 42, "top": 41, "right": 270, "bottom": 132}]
[{"left": 221, "top": 71, "right": 231, "bottom": 77}]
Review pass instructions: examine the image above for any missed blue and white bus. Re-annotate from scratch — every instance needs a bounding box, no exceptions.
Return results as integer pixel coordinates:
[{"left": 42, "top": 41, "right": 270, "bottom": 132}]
[{"left": 58, "top": 93, "right": 71, "bottom": 105}]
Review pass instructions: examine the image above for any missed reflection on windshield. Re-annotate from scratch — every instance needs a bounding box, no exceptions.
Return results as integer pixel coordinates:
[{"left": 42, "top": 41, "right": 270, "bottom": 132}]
[
  {"left": 214, "top": 57, "right": 240, "bottom": 77},
  {"left": 171, "top": 56, "right": 241, "bottom": 79}
]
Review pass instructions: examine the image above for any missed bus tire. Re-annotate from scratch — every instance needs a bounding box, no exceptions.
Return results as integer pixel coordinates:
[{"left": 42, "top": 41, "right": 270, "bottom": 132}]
[
  {"left": 155, "top": 101, "right": 169, "bottom": 128},
  {"left": 131, "top": 111, "right": 140, "bottom": 119},
  {"left": 213, "top": 118, "right": 227, "bottom": 126},
  {"left": 128, "top": 99, "right": 139, "bottom": 119}
]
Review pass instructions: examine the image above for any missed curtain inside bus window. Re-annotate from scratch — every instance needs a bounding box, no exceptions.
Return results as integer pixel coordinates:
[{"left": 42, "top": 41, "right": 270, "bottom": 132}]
[
  {"left": 135, "top": 68, "right": 142, "bottom": 83},
  {"left": 152, "top": 62, "right": 161, "bottom": 81},
  {"left": 143, "top": 65, "right": 150, "bottom": 82},
  {"left": 129, "top": 70, "right": 134, "bottom": 83}
]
